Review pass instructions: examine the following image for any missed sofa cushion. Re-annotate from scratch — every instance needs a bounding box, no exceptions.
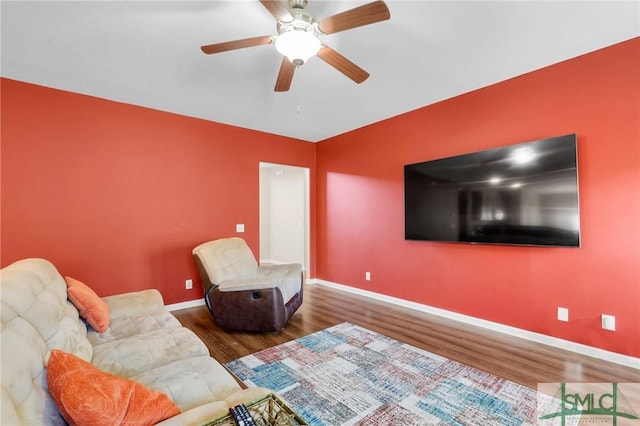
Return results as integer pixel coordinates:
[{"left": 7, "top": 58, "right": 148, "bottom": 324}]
[
  {"left": 131, "top": 356, "right": 243, "bottom": 411},
  {"left": 91, "top": 327, "right": 210, "bottom": 377},
  {"left": 87, "top": 309, "right": 181, "bottom": 346},
  {"left": 65, "top": 276, "right": 110, "bottom": 333},
  {"left": 47, "top": 349, "right": 180, "bottom": 426}
]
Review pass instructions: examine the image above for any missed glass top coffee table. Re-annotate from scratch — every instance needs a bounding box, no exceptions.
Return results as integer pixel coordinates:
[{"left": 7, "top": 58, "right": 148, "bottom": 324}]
[{"left": 203, "top": 393, "right": 307, "bottom": 426}]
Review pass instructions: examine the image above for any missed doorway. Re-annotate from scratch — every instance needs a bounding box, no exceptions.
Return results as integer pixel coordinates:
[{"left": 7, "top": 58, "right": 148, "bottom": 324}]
[{"left": 259, "top": 162, "right": 310, "bottom": 272}]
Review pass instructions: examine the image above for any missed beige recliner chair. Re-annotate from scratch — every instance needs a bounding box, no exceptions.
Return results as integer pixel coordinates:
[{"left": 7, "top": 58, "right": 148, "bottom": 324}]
[{"left": 192, "top": 237, "right": 303, "bottom": 332}]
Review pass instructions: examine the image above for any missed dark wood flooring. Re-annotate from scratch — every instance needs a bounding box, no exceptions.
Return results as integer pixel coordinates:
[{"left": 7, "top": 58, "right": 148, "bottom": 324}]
[{"left": 173, "top": 283, "right": 639, "bottom": 390}]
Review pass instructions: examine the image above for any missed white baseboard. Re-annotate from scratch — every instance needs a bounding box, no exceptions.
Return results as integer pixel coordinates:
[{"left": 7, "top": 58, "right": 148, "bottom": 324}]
[
  {"left": 308, "top": 278, "right": 640, "bottom": 370},
  {"left": 165, "top": 298, "right": 205, "bottom": 312}
]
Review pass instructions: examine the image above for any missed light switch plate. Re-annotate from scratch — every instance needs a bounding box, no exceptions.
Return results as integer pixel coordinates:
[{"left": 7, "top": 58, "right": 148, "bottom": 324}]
[
  {"left": 602, "top": 314, "right": 616, "bottom": 331},
  {"left": 236, "top": 224, "right": 245, "bottom": 233},
  {"left": 557, "top": 307, "right": 569, "bottom": 322}
]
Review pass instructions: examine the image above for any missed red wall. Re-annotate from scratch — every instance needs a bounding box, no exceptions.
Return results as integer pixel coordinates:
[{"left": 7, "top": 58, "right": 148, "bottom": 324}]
[
  {"left": 316, "top": 38, "right": 640, "bottom": 357},
  {"left": 2, "top": 38, "right": 638, "bottom": 358},
  {"left": 1, "top": 79, "right": 316, "bottom": 304}
]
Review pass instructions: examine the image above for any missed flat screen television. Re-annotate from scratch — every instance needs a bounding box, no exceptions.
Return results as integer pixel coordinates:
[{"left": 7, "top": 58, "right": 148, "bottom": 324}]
[{"left": 404, "top": 134, "right": 580, "bottom": 247}]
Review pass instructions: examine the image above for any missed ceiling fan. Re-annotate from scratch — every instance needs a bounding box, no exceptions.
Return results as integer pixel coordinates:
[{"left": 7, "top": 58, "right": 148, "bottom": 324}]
[{"left": 200, "top": 0, "right": 390, "bottom": 92}]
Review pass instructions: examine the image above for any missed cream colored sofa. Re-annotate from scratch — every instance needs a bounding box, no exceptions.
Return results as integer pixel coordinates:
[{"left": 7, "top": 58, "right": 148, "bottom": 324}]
[{"left": 0, "top": 258, "right": 268, "bottom": 425}]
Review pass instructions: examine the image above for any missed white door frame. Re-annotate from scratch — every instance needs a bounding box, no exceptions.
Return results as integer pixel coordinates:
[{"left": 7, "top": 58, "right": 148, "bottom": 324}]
[{"left": 259, "top": 162, "right": 310, "bottom": 272}]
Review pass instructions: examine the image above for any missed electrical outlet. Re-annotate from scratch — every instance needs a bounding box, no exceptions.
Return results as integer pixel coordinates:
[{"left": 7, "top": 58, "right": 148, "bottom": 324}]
[
  {"left": 236, "top": 224, "right": 245, "bottom": 233},
  {"left": 185, "top": 279, "right": 193, "bottom": 290},
  {"left": 602, "top": 314, "right": 616, "bottom": 331},
  {"left": 557, "top": 307, "right": 569, "bottom": 322},
  {"left": 365, "top": 272, "right": 371, "bottom": 281}
]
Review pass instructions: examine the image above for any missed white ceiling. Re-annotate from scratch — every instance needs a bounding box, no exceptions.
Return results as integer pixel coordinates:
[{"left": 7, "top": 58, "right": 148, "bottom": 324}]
[{"left": 2, "top": 1, "right": 638, "bottom": 142}]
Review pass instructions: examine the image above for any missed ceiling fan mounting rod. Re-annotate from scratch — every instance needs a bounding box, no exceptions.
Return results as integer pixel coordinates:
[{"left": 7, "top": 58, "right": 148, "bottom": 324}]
[
  {"left": 277, "top": 9, "right": 317, "bottom": 35},
  {"left": 289, "top": 0, "right": 308, "bottom": 10}
]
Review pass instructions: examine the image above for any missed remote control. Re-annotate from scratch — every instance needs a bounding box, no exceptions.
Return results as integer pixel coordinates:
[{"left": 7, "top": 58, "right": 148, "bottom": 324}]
[{"left": 229, "top": 404, "right": 257, "bottom": 426}]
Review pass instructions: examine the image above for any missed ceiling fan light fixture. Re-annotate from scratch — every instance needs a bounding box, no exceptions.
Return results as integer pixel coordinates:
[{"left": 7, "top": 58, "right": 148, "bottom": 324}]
[
  {"left": 200, "top": 0, "right": 391, "bottom": 92},
  {"left": 275, "top": 29, "right": 321, "bottom": 64}
]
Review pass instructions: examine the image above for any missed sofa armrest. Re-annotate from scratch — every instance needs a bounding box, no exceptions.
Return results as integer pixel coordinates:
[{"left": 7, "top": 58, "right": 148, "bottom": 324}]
[
  {"left": 257, "top": 263, "right": 303, "bottom": 279},
  {"left": 218, "top": 278, "right": 278, "bottom": 292},
  {"left": 154, "top": 401, "right": 229, "bottom": 426},
  {"left": 154, "top": 388, "right": 272, "bottom": 426},
  {"left": 223, "top": 387, "right": 272, "bottom": 407},
  {"left": 257, "top": 264, "right": 303, "bottom": 304},
  {"left": 102, "top": 289, "right": 165, "bottom": 320}
]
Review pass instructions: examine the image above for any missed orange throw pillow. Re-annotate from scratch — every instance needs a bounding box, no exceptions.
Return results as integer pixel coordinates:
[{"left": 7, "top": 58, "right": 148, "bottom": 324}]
[
  {"left": 47, "top": 349, "right": 180, "bottom": 426},
  {"left": 65, "top": 276, "right": 110, "bottom": 332}
]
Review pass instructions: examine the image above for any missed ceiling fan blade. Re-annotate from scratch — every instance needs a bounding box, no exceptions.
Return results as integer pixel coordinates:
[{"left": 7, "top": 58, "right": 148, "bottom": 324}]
[
  {"left": 201, "top": 36, "right": 273, "bottom": 55},
  {"left": 318, "top": 46, "right": 369, "bottom": 84},
  {"left": 259, "top": 0, "right": 293, "bottom": 22},
  {"left": 274, "top": 57, "right": 296, "bottom": 92},
  {"left": 318, "top": 1, "right": 390, "bottom": 35}
]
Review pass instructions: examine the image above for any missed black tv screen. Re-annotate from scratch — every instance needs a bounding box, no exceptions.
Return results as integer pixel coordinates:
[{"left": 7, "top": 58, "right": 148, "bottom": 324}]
[{"left": 404, "top": 134, "right": 580, "bottom": 247}]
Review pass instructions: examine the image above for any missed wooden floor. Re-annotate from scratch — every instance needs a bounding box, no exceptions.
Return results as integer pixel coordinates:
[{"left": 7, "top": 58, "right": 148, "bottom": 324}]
[{"left": 173, "top": 283, "right": 639, "bottom": 390}]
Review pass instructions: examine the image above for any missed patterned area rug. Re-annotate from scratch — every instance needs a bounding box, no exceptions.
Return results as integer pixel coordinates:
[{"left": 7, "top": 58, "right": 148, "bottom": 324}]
[{"left": 225, "top": 322, "right": 544, "bottom": 426}]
